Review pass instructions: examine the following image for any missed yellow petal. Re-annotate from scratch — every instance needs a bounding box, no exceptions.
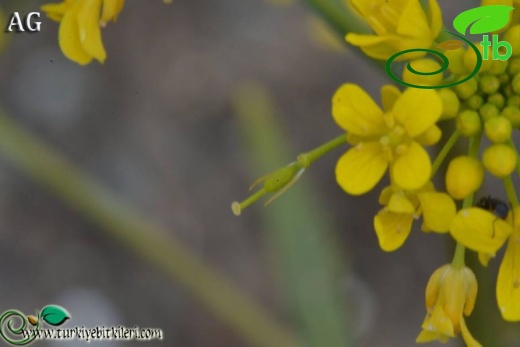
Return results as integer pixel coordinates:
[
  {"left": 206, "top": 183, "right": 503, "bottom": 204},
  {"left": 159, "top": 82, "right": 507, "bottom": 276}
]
[
  {"left": 428, "top": 0, "right": 443, "bottom": 38},
  {"left": 450, "top": 208, "right": 513, "bottom": 254},
  {"left": 381, "top": 85, "right": 401, "bottom": 112},
  {"left": 416, "top": 329, "right": 448, "bottom": 343},
  {"left": 58, "top": 0, "right": 93, "bottom": 65},
  {"left": 101, "top": 0, "right": 125, "bottom": 23},
  {"left": 332, "top": 84, "right": 386, "bottom": 136},
  {"left": 497, "top": 233, "right": 520, "bottom": 321},
  {"left": 421, "top": 302, "right": 455, "bottom": 337},
  {"left": 387, "top": 192, "right": 415, "bottom": 214},
  {"left": 418, "top": 192, "right": 456, "bottom": 233},
  {"left": 478, "top": 251, "right": 495, "bottom": 267},
  {"left": 415, "top": 125, "right": 442, "bottom": 147},
  {"left": 346, "top": 33, "right": 406, "bottom": 60},
  {"left": 463, "top": 267, "right": 478, "bottom": 316},
  {"left": 460, "top": 317, "right": 483, "bottom": 347},
  {"left": 41, "top": 1, "right": 70, "bottom": 22},
  {"left": 391, "top": 141, "right": 431, "bottom": 191},
  {"left": 425, "top": 264, "right": 449, "bottom": 308},
  {"left": 77, "top": 0, "right": 107, "bottom": 63},
  {"left": 392, "top": 88, "right": 442, "bottom": 137},
  {"left": 336, "top": 142, "right": 388, "bottom": 195},
  {"left": 396, "top": 0, "right": 430, "bottom": 39},
  {"left": 374, "top": 209, "right": 414, "bottom": 251},
  {"left": 378, "top": 185, "right": 394, "bottom": 205}
]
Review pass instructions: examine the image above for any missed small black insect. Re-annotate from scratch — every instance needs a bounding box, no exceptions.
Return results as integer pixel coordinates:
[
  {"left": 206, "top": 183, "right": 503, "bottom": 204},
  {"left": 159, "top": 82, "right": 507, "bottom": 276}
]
[
  {"left": 475, "top": 196, "right": 510, "bottom": 219},
  {"left": 475, "top": 196, "right": 510, "bottom": 238}
]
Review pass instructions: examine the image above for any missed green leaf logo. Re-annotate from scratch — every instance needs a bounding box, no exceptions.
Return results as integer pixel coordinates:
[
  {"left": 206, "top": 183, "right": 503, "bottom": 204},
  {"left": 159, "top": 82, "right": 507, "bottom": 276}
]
[
  {"left": 453, "top": 5, "right": 514, "bottom": 35},
  {"left": 41, "top": 305, "right": 70, "bottom": 326}
]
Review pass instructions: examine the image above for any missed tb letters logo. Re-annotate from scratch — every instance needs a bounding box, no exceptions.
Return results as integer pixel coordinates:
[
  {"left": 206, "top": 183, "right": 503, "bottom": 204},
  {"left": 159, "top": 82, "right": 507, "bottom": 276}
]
[{"left": 386, "top": 5, "right": 515, "bottom": 89}]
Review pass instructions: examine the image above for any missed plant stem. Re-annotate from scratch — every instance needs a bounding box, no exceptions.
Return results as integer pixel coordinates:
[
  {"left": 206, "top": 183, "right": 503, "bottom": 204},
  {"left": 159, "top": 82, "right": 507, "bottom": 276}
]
[
  {"left": 503, "top": 176, "right": 519, "bottom": 207},
  {"left": 297, "top": 134, "right": 347, "bottom": 168},
  {"left": 0, "top": 107, "right": 303, "bottom": 347},
  {"left": 431, "top": 130, "right": 460, "bottom": 176}
]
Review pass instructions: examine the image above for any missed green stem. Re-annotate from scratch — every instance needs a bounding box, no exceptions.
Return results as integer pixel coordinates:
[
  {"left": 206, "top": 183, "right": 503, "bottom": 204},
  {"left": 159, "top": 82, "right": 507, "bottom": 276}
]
[
  {"left": 297, "top": 134, "right": 347, "bottom": 168},
  {"left": 303, "top": 0, "right": 370, "bottom": 37},
  {"left": 503, "top": 176, "right": 519, "bottom": 207},
  {"left": 0, "top": 108, "right": 303, "bottom": 347},
  {"left": 451, "top": 241, "right": 466, "bottom": 268},
  {"left": 431, "top": 130, "right": 460, "bottom": 176}
]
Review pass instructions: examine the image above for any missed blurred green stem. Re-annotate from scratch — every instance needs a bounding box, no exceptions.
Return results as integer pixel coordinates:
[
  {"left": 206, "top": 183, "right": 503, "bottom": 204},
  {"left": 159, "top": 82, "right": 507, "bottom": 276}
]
[
  {"left": 303, "top": 0, "right": 369, "bottom": 37},
  {"left": 0, "top": 107, "right": 303, "bottom": 347}
]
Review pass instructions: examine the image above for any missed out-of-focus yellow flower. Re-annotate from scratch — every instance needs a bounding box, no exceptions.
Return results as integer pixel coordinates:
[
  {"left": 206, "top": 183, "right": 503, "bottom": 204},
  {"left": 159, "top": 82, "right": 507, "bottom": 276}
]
[
  {"left": 333, "top": 84, "right": 442, "bottom": 195},
  {"left": 416, "top": 264, "right": 481, "bottom": 347},
  {"left": 374, "top": 183, "right": 456, "bottom": 251},
  {"left": 41, "top": 0, "right": 125, "bottom": 65},
  {"left": 345, "top": 0, "right": 443, "bottom": 60},
  {"left": 497, "top": 206, "right": 520, "bottom": 321}
]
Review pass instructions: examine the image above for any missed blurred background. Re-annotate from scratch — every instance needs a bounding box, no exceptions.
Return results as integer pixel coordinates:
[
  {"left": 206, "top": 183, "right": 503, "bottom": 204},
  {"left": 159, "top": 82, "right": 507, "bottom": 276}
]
[{"left": 0, "top": 0, "right": 510, "bottom": 346}]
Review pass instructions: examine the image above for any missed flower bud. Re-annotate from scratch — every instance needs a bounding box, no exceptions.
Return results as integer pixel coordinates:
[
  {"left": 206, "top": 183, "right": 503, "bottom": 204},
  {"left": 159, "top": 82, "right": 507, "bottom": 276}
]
[
  {"left": 483, "top": 144, "right": 517, "bottom": 177},
  {"left": 464, "top": 44, "right": 492, "bottom": 73},
  {"left": 480, "top": 74, "right": 500, "bottom": 94},
  {"left": 507, "top": 95, "right": 520, "bottom": 108},
  {"left": 454, "top": 77, "right": 478, "bottom": 100},
  {"left": 489, "top": 59, "right": 509, "bottom": 75},
  {"left": 415, "top": 125, "right": 441, "bottom": 146},
  {"left": 502, "top": 105, "right": 520, "bottom": 128},
  {"left": 498, "top": 72, "right": 510, "bottom": 85},
  {"left": 437, "top": 89, "right": 460, "bottom": 120},
  {"left": 512, "top": 73, "right": 520, "bottom": 94},
  {"left": 467, "top": 94, "right": 483, "bottom": 110},
  {"left": 504, "top": 24, "right": 520, "bottom": 53},
  {"left": 445, "top": 48, "right": 467, "bottom": 75},
  {"left": 488, "top": 93, "right": 505, "bottom": 109},
  {"left": 484, "top": 116, "right": 512, "bottom": 143},
  {"left": 479, "top": 103, "right": 500, "bottom": 122},
  {"left": 457, "top": 110, "right": 481, "bottom": 136},
  {"left": 402, "top": 59, "right": 443, "bottom": 87},
  {"left": 446, "top": 156, "right": 484, "bottom": 200},
  {"left": 508, "top": 57, "right": 520, "bottom": 75}
]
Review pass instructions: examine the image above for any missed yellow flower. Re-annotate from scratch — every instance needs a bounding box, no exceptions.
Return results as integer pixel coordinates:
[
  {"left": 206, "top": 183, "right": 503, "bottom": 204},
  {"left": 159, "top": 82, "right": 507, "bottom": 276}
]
[
  {"left": 497, "top": 206, "right": 520, "bottom": 321},
  {"left": 333, "top": 84, "right": 442, "bottom": 195},
  {"left": 345, "top": 0, "right": 443, "bottom": 60},
  {"left": 417, "top": 264, "right": 481, "bottom": 346},
  {"left": 374, "top": 183, "right": 456, "bottom": 251},
  {"left": 41, "top": 0, "right": 125, "bottom": 65}
]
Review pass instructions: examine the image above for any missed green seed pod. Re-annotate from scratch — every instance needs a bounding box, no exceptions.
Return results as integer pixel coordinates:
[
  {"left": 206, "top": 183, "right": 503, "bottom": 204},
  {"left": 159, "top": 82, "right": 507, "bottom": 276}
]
[
  {"left": 484, "top": 116, "right": 512, "bottom": 143},
  {"left": 467, "top": 94, "right": 484, "bottom": 110},
  {"left": 479, "top": 103, "right": 500, "bottom": 122},
  {"left": 457, "top": 110, "right": 481, "bottom": 136},
  {"left": 454, "top": 77, "right": 478, "bottom": 100},
  {"left": 437, "top": 89, "right": 460, "bottom": 120},
  {"left": 502, "top": 105, "right": 520, "bottom": 128},
  {"left": 483, "top": 144, "right": 517, "bottom": 177},
  {"left": 480, "top": 74, "right": 500, "bottom": 94},
  {"left": 487, "top": 93, "right": 505, "bottom": 109}
]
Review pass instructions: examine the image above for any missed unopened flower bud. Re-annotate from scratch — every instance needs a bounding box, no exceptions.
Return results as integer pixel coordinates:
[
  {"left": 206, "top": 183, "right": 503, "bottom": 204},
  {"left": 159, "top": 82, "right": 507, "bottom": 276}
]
[
  {"left": 502, "top": 105, "right": 520, "bottom": 128},
  {"left": 454, "top": 77, "right": 478, "bottom": 100},
  {"left": 498, "top": 73, "right": 510, "bottom": 85},
  {"left": 464, "top": 44, "right": 492, "bottom": 73},
  {"left": 488, "top": 93, "right": 505, "bottom": 109},
  {"left": 508, "top": 57, "right": 520, "bottom": 75},
  {"left": 467, "top": 94, "right": 483, "bottom": 110},
  {"left": 415, "top": 125, "right": 441, "bottom": 146},
  {"left": 504, "top": 24, "right": 520, "bottom": 54},
  {"left": 402, "top": 59, "right": 443, "bottom": 87},
  {"left": 480, "top": 103, "right": 500, "bottom": 122},
  {"left": 489, "top": 59, "right": 509, "bottom": 75},
  {"left": 480, "top": 74, "right": 500, "bottom": 94},
  {"left": 446, "top": 156, "right": 484, "bottom": 200},
  {"left": 507, "top": 95, "right": 520, "bottom": 107},
  {"left": 457, "top": 110, "right": 481, "bottom": 136},
  {"left": 437, "top": 89, "right": 460, "bottom": 120},
  {"left": 512, "top": 73, "right": 520, "bottom": 94},
  {"left": 484, "top": 116, "right": 512, "bottom": 143},
  {"left": 445, "top": 49, "right": 467, "bottom": 75},
  {"left": 483, "top": 144, "right": 517, "bottom": 177}
]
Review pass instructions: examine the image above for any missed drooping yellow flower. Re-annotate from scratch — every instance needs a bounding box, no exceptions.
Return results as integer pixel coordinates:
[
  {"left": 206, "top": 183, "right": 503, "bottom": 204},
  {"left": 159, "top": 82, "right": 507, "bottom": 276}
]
[
  {"left": 41, "top": 0, "right": 125, "bottom": 65},
  {"left": 345, "top": 0, "right": 443, "bottom": 60},
  {"left": 497, "top": 206, "right": 520, "bottom": 321},
  {"left": 333, "top": 84, "right": 442, "bottom": 195},
  {"left": 416, "top": 264, "right": 481, "bottom": 347},
  {"left": 374, "top": 182, "right": 456, "bottom": 251}
]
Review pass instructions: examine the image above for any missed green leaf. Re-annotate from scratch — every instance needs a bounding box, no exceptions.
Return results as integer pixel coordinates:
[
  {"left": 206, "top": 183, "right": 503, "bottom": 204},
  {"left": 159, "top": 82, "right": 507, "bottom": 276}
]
[
  {"left": 41, "top": 305, "right": 70, "bottom": 326},
  {"left": 453, "top": 5, "right": 514, "bottom": 35}
]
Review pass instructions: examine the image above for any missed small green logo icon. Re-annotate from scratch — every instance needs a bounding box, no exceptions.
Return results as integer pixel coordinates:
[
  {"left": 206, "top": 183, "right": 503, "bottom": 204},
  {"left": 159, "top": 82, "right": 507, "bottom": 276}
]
[
  {"left": 386, "top": 5, "right": 515, "bottom": 89},
  {"left": 0, "top": 305, "right": 70, "bottom": 345}
]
